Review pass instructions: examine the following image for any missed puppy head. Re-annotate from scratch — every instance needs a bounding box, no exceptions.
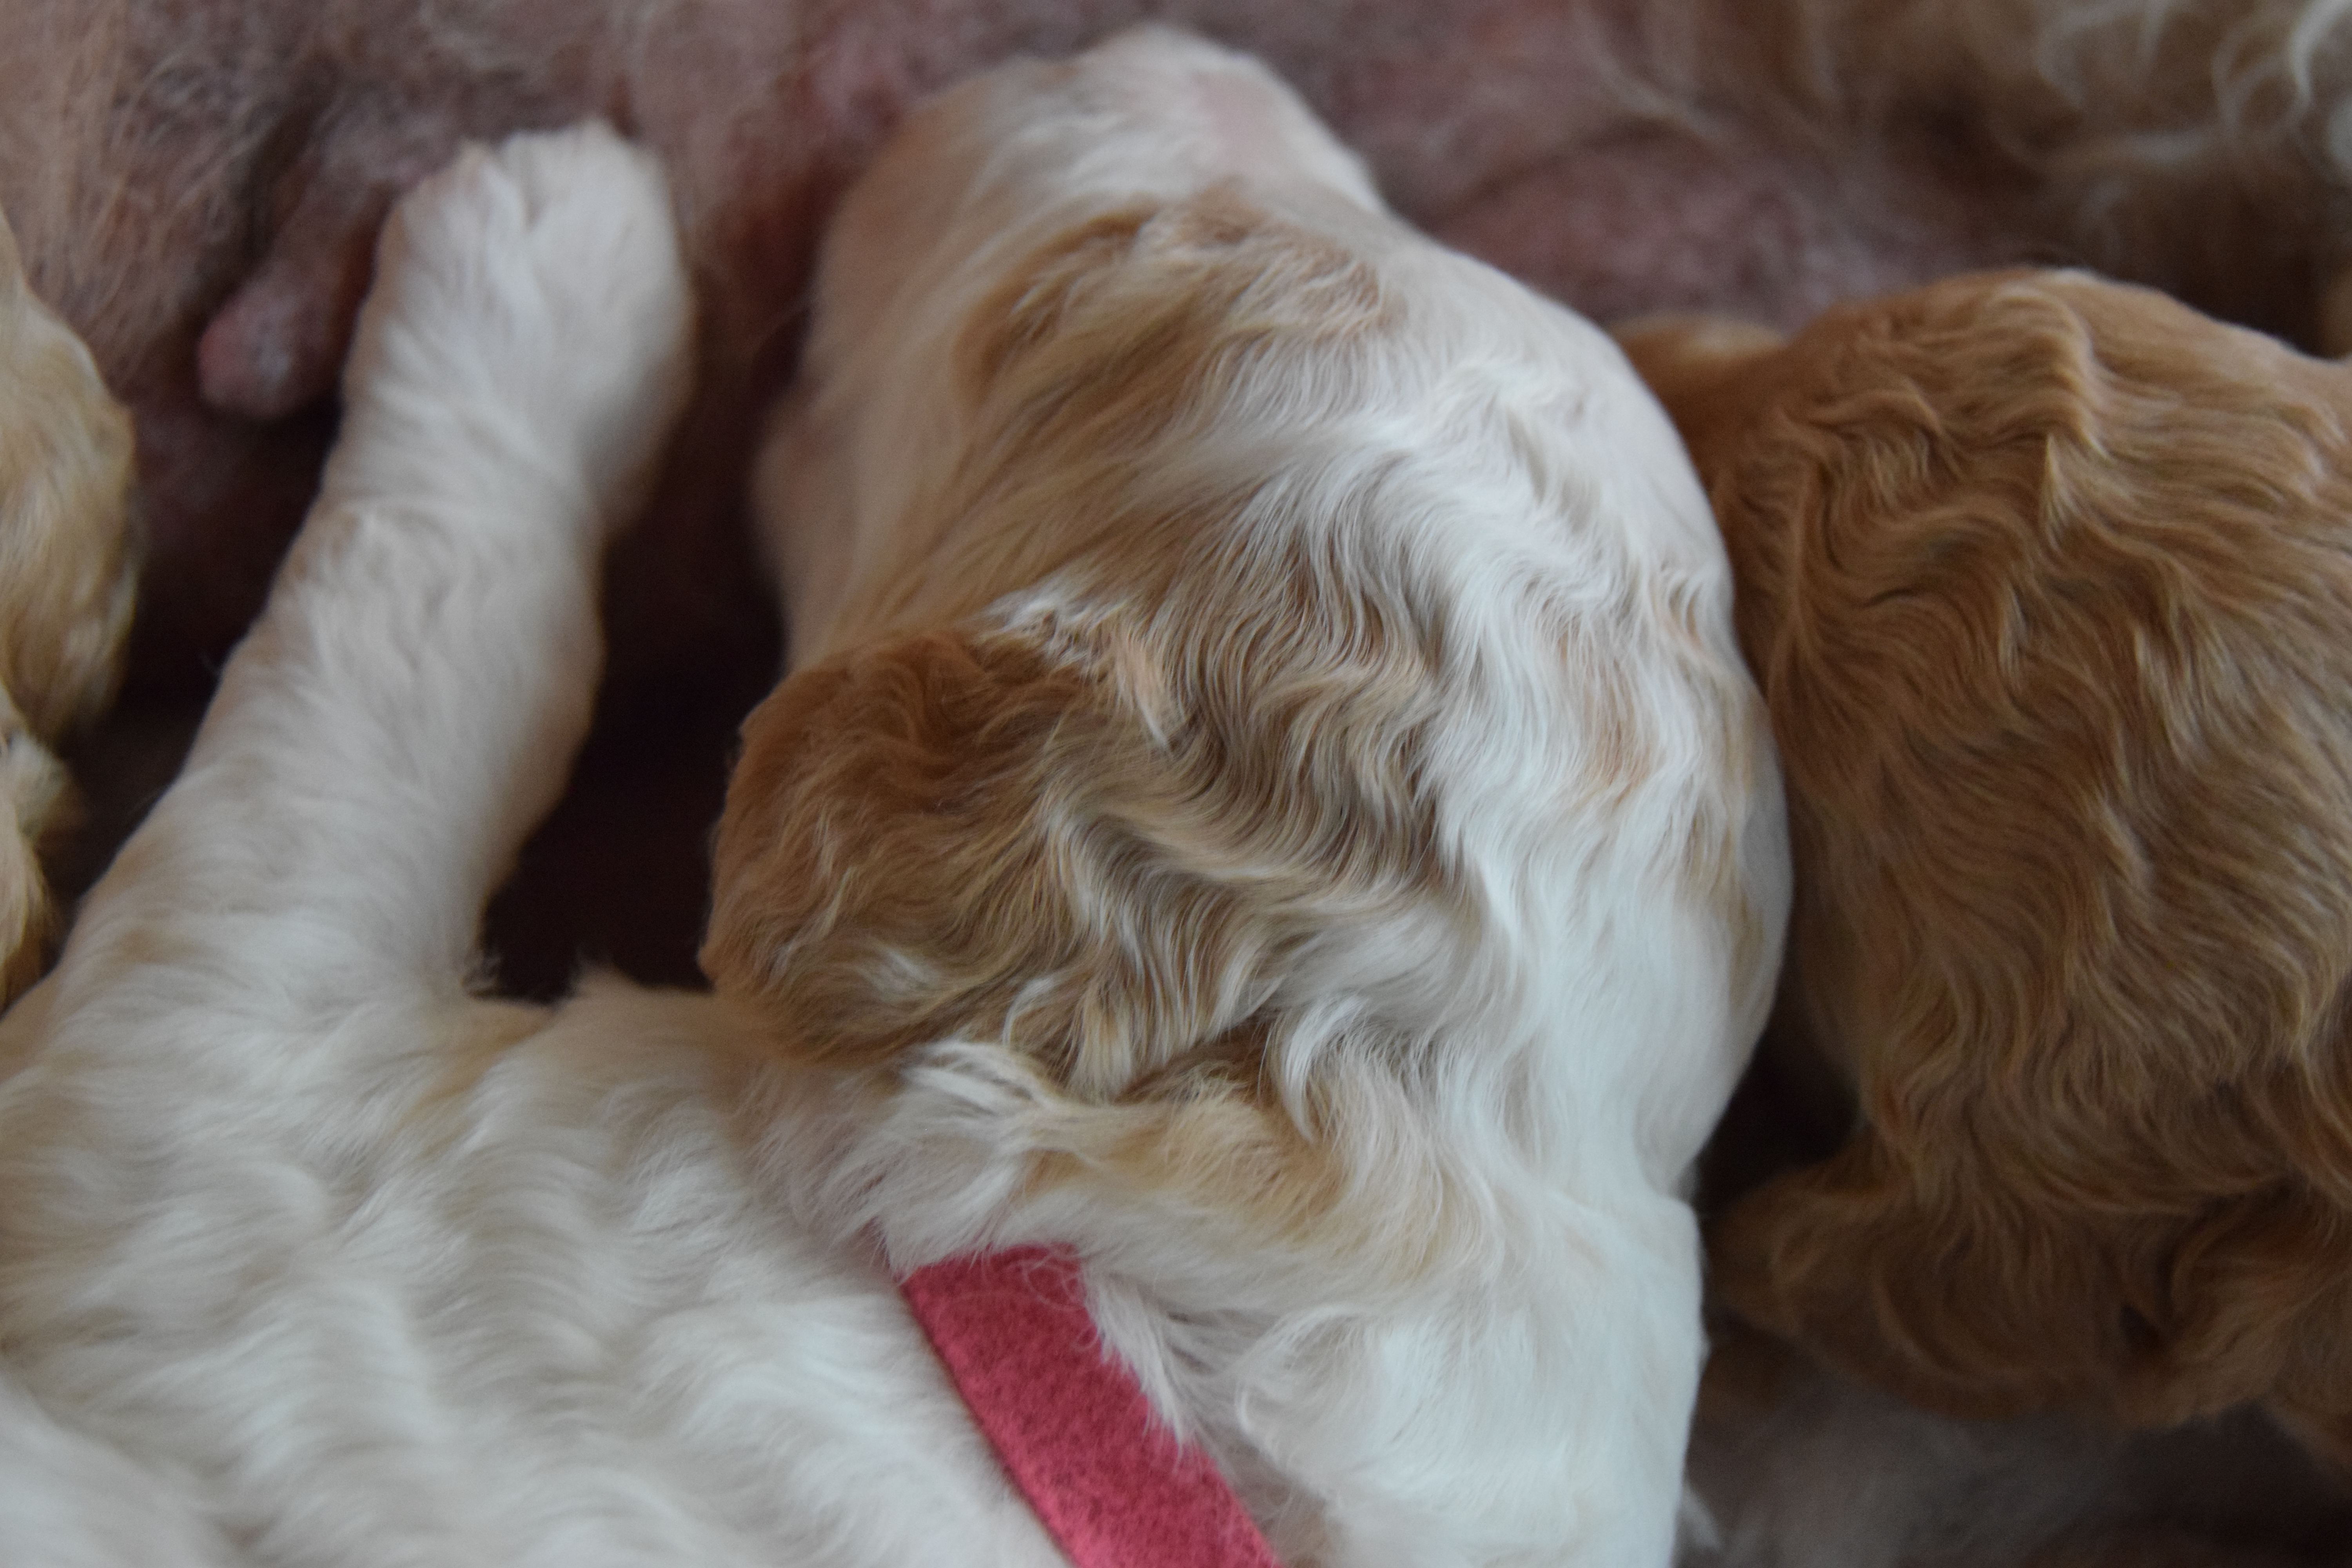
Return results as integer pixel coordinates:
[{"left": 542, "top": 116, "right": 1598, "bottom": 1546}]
[
  {"left": 724, "top": 77, "right": 1780, "bottom": 1247},
  {"left": 1678, "top": 270, "right": 2352, "bottom": 1100},
  {"left": 737, "top": 152, "right": 1780, "bottom": 1258},
  {"left": 1664, "top": 269, "right": 2352, "bottom": 1432},
  {"left": 815, "top": 24, "right": 1381, "bottom": 357},
  {"left": 756, "top": 26, "right": 1390, "bottom": 665},
  {"left": 719, "top": 36, "right": 1788, "bottom": 1552}
]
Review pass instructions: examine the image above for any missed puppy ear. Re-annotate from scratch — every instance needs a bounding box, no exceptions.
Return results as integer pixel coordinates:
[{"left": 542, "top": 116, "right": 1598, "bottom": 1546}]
[
  {"left": 708, "top": 617, "right": 1469, "bottom": 1273},
  {"left": 706, "top": 625, "right": 1085, "bottom": 1067},
  {"left": 704, "top": 619, "right": 1276, "bottom": 1097}
]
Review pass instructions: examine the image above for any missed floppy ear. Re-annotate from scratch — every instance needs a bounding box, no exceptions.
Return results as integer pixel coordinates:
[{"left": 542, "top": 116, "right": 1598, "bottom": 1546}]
[
  {"left": 705, "top": 615, "right": 1478, "bottom": 1273},
  {"left": 702, "top": 619, "right": 1292, "bottom": 1099},
  {"left": 707, "top": 624, "right": 1087, "bottom": 1067}
]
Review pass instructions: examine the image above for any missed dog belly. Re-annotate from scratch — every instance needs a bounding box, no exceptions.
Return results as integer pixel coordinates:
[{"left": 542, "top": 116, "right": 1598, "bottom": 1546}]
[
  {"left": 0, "top": 0, "right": 2034, "bottom": 691},
  {"left": 1432, "top": 131, "right": 2025, "bottom": 329}
]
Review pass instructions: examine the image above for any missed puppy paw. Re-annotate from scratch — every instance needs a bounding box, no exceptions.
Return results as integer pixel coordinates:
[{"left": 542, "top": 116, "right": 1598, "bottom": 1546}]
[{"left": 348, "top": 122, "right": 696, "bottom": 521}]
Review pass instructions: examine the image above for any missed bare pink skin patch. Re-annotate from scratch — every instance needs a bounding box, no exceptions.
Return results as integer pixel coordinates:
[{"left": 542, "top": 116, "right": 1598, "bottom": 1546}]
[{"left": 1, "top": 0, "right": 2047, "bottom": 695}]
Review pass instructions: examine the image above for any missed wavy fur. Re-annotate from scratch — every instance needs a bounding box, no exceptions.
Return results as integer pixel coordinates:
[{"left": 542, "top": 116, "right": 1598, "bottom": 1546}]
[
  {"left": 715, "top": 30, "right": 1788, "bottom": 1561},
  {"left": 14, "top": 0, "right": 2352, "bottom": 688},
  {"left": 0, "top": 32, "right": 1786, "bottom": 1568},
  {"left": 1623, "top": 270, "right": 2352, "bottom": 1476}
]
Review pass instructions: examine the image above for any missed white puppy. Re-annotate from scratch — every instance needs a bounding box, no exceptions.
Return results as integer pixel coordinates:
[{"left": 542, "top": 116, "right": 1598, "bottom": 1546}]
[
  {"left": 724, "top": 27, "right": 1787, "bottom": 1564},
  {"left": 0, "top": 30, "right": 1784, "bottom": 1568}
]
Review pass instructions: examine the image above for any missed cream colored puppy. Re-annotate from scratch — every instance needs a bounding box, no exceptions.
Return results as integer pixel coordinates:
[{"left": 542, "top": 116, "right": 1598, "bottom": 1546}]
[
  {"left": 0, "top": 30, "right": 1782, "bottom": 1568},
  {"left": 0, "top": 203, "right": 134, "bottom": 1002}
]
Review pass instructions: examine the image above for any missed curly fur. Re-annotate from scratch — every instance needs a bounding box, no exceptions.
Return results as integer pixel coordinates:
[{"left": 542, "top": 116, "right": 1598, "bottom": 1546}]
[
  {"left": 0, "top": 200, "right": 135, "bottom": 1002},
  {"left": 13, "top": 1, "right": 2352, "bottom": 688},
  {"left": 710, "top": 31, "right": 1787, "bottom": 1561},
  {"left": 1621, "top": 270, "right": 2352, "bottom": 1475}
]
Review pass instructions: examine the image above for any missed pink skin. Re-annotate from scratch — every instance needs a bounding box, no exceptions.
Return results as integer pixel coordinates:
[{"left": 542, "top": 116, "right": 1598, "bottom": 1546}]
[
  {"left": 0, "top": 0, "right": 2077, "bottom": 1013},
  {"left": 0, "top": 0, "right": 2051, "bottom": 697}
]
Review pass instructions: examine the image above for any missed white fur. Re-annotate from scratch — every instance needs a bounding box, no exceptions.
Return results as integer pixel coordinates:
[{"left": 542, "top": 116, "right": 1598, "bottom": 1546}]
[
  {"left": 750, "top": 27, "right": 1787, "bottom": 1566},
  {"left": 0, "top": 125, "right": 1059, "bottom": 1568},
  {"left": 0, "top": 31, "right": 1787, "bottom": 1568}
]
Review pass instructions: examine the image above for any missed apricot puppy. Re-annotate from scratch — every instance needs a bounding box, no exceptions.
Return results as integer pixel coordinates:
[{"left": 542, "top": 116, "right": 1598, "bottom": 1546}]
[
  {"left": 0, "top": 203, "right": 135, "bottom": 1002},
  {"left": 1622, "top": 271, "right": 2352, "bottom": 1469}
]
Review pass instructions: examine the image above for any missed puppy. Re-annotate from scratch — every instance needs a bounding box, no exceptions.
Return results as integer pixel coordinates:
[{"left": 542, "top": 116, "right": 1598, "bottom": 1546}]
[
  {"left": 1619, "top": 270, "right": 2352, "bottom": 1474},
  {"left": 0, "top": 30, "right": 1785, "bottom": 1568},
  {"left": 0, "top": 201, "right": 134, "bottom": 1004},
  {"left": 717, "top": 25, "right": 1786, "bottom": 1562}
]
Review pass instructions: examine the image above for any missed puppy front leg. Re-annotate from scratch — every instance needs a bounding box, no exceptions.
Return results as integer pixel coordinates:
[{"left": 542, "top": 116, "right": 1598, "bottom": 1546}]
[{"left": 60, "top": 124, "right": 693, "bottom": 1010}]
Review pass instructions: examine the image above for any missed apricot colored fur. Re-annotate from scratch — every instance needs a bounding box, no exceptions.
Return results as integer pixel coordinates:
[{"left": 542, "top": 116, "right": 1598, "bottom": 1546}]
[{"left": 1625, "top": 270, "right": 2352, "bottom": 1465}]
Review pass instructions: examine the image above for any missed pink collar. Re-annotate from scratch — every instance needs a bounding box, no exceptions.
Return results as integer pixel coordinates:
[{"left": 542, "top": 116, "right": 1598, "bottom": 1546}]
[{"left": 899, "top": 1247, "right": 1283, "bottom": 1568}]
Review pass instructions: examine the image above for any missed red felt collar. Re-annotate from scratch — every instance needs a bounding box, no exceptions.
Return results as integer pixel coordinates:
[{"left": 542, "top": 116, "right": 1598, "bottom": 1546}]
[{"left": 899, "top": 1247, "right": 1283, "bottom": 1568}]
